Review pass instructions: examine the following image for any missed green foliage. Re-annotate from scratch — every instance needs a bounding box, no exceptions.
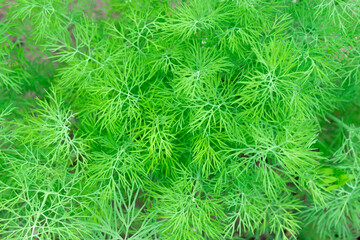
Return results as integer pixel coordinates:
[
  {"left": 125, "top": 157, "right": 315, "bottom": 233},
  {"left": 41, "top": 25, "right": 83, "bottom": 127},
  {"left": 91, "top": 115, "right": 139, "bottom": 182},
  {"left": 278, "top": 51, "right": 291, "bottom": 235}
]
[{"left": 1, "top": 0, "right": 360, "bottom": 239}]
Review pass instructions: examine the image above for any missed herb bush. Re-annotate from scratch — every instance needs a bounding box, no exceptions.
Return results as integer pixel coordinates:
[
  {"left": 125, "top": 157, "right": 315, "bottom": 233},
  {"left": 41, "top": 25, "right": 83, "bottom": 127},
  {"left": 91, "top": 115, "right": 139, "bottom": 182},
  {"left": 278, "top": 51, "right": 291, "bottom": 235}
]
[{"left": 0, "top": 0, "right": 360, "bottom": 239}]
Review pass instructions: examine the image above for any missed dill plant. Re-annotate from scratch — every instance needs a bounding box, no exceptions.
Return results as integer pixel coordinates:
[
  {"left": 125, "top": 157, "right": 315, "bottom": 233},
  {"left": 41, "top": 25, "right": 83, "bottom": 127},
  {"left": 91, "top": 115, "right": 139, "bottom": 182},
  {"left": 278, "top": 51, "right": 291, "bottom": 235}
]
[{"left": 0, "top": 0, "right": 360, "bottom": 239}]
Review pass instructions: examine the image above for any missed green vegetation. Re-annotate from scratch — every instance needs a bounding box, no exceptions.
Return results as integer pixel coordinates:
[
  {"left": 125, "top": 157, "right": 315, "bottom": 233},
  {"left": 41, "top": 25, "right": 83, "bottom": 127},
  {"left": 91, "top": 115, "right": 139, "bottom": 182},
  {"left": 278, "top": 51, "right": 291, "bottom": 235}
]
[{"left": 1, "top": 0, "right": 359, "bottom": 239}]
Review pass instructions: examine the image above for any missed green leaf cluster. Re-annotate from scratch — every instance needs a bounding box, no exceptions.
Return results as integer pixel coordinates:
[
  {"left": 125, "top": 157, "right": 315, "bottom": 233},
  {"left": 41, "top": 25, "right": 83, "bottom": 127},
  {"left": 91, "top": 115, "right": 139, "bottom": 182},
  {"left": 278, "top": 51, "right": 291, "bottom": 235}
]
[{"left": 1, "top": 0, "right": 360, "bottom": 239}]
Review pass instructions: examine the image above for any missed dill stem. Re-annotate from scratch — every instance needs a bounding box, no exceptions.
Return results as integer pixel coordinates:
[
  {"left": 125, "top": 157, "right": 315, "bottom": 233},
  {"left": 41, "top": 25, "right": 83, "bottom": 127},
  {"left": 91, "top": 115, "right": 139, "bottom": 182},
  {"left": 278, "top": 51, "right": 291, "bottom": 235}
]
[
  {"left": 327, "top": 113, "right": 352, "bottom": 131},
  {"left": 31, "top": 193, "right": 49, "bottom": 238}
]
